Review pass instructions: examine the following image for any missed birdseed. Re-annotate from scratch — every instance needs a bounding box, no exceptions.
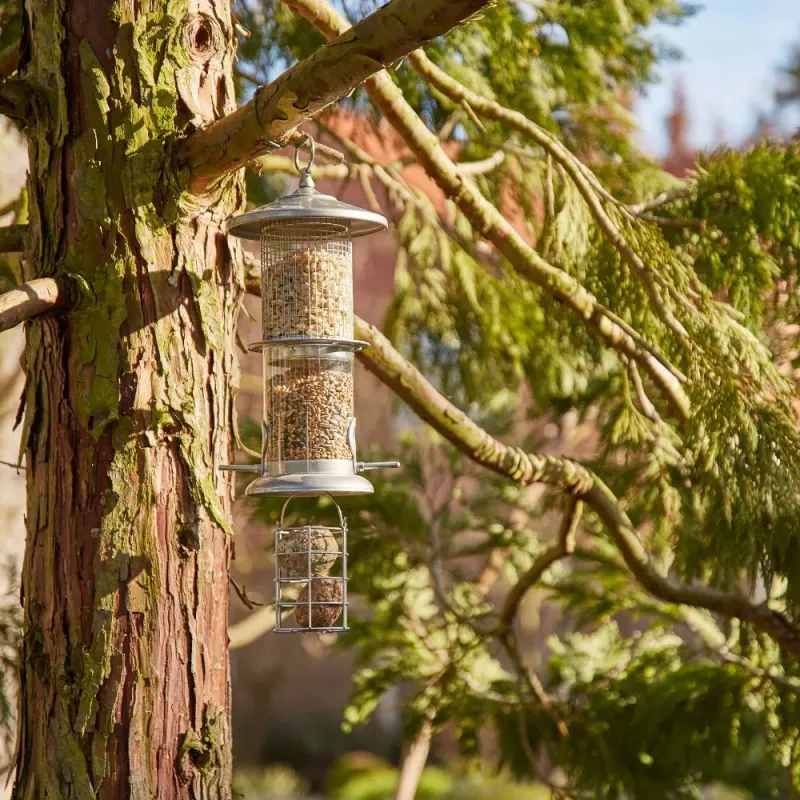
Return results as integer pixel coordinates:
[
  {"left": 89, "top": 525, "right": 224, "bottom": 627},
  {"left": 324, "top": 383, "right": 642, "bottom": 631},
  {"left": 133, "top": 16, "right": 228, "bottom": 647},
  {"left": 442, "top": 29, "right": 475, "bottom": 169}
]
[
  {"left": 267, "top": 361, "right": 353, "bottom": 461},
  {"left": 262, "top": 246, "right": 352, "bottom": 340}
]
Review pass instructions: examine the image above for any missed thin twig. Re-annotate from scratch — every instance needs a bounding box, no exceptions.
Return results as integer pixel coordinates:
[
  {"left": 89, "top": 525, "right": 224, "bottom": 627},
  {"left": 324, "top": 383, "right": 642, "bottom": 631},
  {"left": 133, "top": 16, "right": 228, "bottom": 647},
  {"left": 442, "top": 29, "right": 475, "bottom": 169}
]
[
  {"left": 626, "top": 361, "right": 660, "bottom": 424},
  {"left": 627, "top": 187, "right": 693, "bottom": 214},
  {"left": 229, "top": 576, "right": 264, "bottom": 611},
  {"left": 502, "top": 630, "right": 568, "bottom": 737},
  {"left": 496, "top": 500, "right": 582, "bottom": 635},
  {"left": 636, "top": 212, "right": 704, "bottom": 229},
  {"left": 437, "top": 109, "right": 462, "bottom": 141}
]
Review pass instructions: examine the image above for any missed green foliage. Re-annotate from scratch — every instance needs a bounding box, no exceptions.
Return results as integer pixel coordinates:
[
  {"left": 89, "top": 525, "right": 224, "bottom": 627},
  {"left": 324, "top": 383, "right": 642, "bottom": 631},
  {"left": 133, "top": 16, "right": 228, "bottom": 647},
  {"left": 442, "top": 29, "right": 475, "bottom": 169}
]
[
  {"left": 542, "top": 626, "right": 790, "bottom": 798},
  {"left": 233, "top": 2, "right": 800, "bottom": 797},
  {"left": 384, "top": 195, "right": 614, "bottom": 411},
  {"left": 305, "top": 435, "right": 800, "bottom": 797},
  {"left": 329, "top": 760, "right": 552, "bottom": 800},
  {"left": 664, "top": 144, "right": 800, "bottom": 325},
  {"left": 330, "top": 764, "right": 451, "bottom": 800}
]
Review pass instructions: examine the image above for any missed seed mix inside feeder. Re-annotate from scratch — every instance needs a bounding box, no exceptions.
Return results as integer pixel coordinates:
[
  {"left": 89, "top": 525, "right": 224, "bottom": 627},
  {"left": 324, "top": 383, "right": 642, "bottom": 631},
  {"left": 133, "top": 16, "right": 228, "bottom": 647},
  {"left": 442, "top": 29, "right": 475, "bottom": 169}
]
[{"left": 222, "top": 135, "right": 400, "bottom": 497}]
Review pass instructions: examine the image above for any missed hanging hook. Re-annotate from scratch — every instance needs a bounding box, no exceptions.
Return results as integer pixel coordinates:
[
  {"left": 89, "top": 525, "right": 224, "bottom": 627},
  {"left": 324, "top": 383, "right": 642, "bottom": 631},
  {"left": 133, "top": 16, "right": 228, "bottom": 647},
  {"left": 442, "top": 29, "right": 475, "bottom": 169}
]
[{"left": 294, "top": 134, "right": 317, "bottom": 187}]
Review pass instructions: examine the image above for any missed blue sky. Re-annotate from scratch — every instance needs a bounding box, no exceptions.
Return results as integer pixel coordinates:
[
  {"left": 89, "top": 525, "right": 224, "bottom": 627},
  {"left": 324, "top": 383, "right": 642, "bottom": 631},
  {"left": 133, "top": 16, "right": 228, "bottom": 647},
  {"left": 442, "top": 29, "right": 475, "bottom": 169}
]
[{"left": 635, "top": 0, "right": 800, "bottom": 155}]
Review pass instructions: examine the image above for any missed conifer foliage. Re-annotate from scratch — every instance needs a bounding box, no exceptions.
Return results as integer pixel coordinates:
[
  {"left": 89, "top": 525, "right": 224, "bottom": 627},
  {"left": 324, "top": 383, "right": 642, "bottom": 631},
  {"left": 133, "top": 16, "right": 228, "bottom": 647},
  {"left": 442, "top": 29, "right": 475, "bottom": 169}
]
[{"left": 241, "top": 1, "right": 800, "bottom": 795}]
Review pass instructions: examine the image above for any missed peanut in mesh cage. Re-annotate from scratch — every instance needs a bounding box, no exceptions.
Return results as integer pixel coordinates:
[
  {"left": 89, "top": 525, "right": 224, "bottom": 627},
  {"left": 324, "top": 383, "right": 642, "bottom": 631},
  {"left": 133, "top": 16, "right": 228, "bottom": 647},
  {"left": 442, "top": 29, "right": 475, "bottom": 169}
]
[{"left": 274, "top": 496, "right": 348, "bottom": 633}]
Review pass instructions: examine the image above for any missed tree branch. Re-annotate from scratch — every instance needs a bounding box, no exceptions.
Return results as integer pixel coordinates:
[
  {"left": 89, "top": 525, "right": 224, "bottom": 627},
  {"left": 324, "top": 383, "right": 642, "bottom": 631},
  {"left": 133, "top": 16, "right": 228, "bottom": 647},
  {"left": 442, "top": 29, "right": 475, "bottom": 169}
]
[
  {"left": 281, "top": 0, "right": 691, "bottom": 422},
  {"left": 393, "top": 715, "right": 434, "bottom": 800},
  {"left": 502, "top": 631, "right": 569, "bottom": 738},
  {"left": 352, "top": 318, "right": 800, "bottom": 662},
  {"left": 229, "top": 605, "right": 286, "bottom": 649},
  {"left": 628, "top": 187, "right": 693, "bottom": 214},
  {"left": 0, "top": 278, "right": 72, "bottom": 333},
  {"left": 175, "top": 0, "right": 491, "bottom": 193},
  {"left": 0, "top": 42, "right": 19, "bottom": 82},
  {"left": 407, "top": 50, "right": 697, "bottom": 348},
  {"left": 0, "top": 224, "right": 26, "bottom": 253},
  {"left": 496, "top": 500, "right": 582, "bottom": 636}
]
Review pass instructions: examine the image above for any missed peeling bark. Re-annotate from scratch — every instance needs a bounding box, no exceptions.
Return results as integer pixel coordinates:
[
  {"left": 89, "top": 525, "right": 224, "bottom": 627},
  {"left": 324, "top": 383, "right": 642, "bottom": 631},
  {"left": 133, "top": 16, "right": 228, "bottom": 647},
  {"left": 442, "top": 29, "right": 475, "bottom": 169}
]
[{"left": 15, "top": 0, "right": 240, "bottom": 796}]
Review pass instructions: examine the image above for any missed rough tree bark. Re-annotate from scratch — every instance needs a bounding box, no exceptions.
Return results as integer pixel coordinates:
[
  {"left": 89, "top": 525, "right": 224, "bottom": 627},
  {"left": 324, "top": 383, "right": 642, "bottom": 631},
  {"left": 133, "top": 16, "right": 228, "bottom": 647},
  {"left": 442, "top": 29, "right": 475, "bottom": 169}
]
[{"left": 14, "top": 0, "right": 242, "bottom": 796}]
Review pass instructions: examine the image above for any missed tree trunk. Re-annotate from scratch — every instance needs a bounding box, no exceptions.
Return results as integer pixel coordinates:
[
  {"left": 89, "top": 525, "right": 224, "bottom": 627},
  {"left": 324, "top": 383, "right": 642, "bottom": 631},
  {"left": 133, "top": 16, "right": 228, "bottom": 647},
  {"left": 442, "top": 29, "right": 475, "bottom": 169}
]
[{"left": 14, "top": 0, "right": 242, "bottom": 796}]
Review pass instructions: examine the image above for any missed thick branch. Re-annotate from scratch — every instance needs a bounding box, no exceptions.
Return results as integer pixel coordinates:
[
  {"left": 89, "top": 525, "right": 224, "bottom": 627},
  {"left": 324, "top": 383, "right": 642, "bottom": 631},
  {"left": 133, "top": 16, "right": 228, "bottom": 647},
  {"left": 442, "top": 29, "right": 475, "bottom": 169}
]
[
  {"left": 352, "top": 318, "right": 800, "bottom": 662},
  {"left": 176, "top": 0, "right": 490, "bottom": 193},
  {"left": 0, "top": 278, "right": 71, "bottom": 333},
  {"left": 282, "top": 0, "right": 690, "bottom": 421},
  {"left": 0, "top": 224, "right": 27, "bottom": 253}
]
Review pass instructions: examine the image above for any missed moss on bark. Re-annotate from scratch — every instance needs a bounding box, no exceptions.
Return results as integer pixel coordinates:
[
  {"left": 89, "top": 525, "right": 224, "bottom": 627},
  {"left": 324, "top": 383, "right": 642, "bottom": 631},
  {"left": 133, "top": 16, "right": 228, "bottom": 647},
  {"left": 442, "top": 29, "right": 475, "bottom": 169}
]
[{"left": 14, "top": 1, "right": 240, "bottom": 796}]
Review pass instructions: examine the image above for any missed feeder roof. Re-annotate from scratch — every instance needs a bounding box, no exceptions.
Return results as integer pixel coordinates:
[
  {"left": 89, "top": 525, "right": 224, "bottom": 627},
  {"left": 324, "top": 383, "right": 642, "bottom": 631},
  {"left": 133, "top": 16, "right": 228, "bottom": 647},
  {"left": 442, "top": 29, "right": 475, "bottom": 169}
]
[{"left": 227, "top": 184, "right": 388, "bottom": 240}]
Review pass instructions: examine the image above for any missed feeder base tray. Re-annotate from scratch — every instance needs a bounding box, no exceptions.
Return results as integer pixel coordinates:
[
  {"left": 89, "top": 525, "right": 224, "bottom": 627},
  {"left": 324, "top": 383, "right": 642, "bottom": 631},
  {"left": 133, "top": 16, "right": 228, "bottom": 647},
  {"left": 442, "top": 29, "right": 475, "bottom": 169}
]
[{"left": 245, "top": 471, "right": 374, "bottom": 497}]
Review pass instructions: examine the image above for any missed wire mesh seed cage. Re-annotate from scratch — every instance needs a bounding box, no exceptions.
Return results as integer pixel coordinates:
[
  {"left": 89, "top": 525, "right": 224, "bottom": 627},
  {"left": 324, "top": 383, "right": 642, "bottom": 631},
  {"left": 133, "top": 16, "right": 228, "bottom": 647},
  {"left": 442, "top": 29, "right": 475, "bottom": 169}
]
[
  {"left": 261, "top": 220, "right": 353, "bottom": 341},
  {"left": 222, "top": 134, "right": 399, "bottom": 497},
  {"left": 274, "top": 496, "right": 348, "bottom": 633}
]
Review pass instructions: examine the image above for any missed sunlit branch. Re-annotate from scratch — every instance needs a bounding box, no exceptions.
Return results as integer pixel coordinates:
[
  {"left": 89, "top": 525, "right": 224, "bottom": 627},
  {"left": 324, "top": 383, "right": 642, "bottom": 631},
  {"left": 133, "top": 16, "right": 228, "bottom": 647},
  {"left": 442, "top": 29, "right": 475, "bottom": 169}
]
[
  {"left": 495, "top": 500, "right": 582, "bottom": 636},
  {"left": 281, "top": 0, "right": 691, "bottom": 422},
  {"left": 351, "top": 318, "right": 800, "bottom": 663},
  {"left": 0, "top": 277, "right": 71, "bottom": 334},
  {"left": 175, "top": 0, "right": 491, "bottom": 193}
]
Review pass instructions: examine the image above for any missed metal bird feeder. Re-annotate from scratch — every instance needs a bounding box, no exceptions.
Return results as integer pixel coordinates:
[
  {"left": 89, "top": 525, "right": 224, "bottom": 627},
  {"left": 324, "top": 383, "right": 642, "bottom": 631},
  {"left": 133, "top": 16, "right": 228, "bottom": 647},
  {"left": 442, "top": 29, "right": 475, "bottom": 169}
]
[
  {"left": 274, "top": 495, "right": 348, "bottom": 633},
  {"left": 222, "top": 135, "right": 399, "bottom": 496}
]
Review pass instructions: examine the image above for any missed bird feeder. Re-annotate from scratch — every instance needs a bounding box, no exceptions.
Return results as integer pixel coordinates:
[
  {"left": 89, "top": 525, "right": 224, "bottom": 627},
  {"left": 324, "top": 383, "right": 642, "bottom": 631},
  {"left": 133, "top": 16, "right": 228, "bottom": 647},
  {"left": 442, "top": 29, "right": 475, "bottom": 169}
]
[
  {"left": 222, "top": 136, "right": 399, "bottom": 496},
  {"left": 274, "top": 496, "right": 348, "bottom": 633}
]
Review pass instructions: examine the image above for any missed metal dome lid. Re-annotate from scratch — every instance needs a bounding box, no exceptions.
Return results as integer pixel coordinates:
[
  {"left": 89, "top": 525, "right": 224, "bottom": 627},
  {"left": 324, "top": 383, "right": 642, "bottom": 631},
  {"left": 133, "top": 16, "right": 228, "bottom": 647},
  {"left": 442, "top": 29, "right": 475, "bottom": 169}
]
[{"left": 227, "top": 135, "right": 388, "bottom": 241}]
